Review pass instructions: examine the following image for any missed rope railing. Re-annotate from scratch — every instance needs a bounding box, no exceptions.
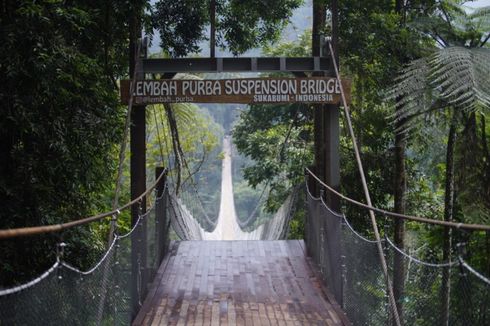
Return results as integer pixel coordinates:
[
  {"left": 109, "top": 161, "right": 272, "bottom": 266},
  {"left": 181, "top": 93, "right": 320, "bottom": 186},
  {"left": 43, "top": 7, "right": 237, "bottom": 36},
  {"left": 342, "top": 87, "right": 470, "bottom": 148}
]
[
  {"left": 259, "top": 185, "right": 299, "bottom": 240},
  {"left": 306, "top": 176, "right": 490, "bottom": 325},
  {"left": 459, "top": 258, "right": 490, "bottom": 286},
  {"left": 0, "top": 168, "right": 168, "bottom": 239},
  {"left": 0, "top": 262, "right": 60, "bottom": 297},
  {"left": 385, "top": 237, "right": 458, "bottom": 268},
  {"left": 327, "top": 41, "right": 402, "bottom": 326},
  {"left": 306, "top": 167, "right": 490, "bottom": 231},
  {"left": 0, "top": 183, "right": 166, "bottom": 296},
  {"left": 168, "top": 193, "right": 205, "bottom": 240},
  {"left": 0, "top": 181, "right": 171, "bottom": 324},
  {"left": 306, "top": 183, "right": 463, "bottom": 264}
]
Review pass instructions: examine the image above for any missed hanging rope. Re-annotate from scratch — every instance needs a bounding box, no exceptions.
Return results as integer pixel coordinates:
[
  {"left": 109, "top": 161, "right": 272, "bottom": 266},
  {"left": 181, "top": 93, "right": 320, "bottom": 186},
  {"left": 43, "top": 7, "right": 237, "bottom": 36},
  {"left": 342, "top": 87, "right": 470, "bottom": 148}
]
[
  {"left": 107, "top": 39, "right": 143, "bottom": 246},
  {"left": 152, "top": 106, "right": 166, "bottom": 164},
  {"left": 327, "top": 41, "right": 402, "bottom": 326}
]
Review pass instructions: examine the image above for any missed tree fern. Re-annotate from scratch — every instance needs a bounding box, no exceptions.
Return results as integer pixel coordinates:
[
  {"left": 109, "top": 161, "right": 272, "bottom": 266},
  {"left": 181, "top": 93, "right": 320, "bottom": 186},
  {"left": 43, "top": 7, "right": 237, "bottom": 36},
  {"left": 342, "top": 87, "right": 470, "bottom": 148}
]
[
  {"left": 388, "top": 2, "right": 490, "bottom": 134},
  {"left": 389, "top": 46, "right": 490, "bottom": 133}
]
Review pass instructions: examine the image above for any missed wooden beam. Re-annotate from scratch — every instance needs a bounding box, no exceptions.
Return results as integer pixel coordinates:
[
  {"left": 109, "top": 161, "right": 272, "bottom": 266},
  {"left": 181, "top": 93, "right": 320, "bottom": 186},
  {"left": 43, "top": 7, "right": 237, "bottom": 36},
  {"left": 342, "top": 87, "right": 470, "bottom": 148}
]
[{"left": 142, "top": 57, "right": 331, "bottom": 74}]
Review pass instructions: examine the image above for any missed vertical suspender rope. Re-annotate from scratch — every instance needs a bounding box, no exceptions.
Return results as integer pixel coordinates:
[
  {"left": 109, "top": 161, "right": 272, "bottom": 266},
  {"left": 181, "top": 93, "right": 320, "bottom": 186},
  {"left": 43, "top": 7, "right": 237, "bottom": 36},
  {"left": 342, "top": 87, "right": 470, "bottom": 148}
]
[
  {"left": 95, "top": 40, "right": 143, "bottom": 326},
  {"left": 107, "top": 40, "right": 143, "bottom": 245},
  {"left": 153, "top": 107, "right": 166, "bottom": 165},
  {"left": 327, "top": 41, "right": 402, "bottom": 326}
]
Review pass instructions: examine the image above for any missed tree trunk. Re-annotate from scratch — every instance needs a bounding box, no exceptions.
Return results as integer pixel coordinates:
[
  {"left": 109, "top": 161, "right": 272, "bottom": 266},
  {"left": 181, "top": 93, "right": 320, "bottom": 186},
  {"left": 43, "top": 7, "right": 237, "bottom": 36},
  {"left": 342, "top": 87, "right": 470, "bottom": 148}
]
[
  {"left": 480, "top": 114, "right": 490, "bottom": 207},
  {"left": 481, "top": 115, "right": 490, "bottom": 278},
  {"left": 312, "top": 0, "right": 325, "bottom": 57},
  {"left": 393, "top": 126, "right": 406, "bottom": 325},
  {"left": 393, "top": 2, "right": 407, "bottom": 324},
  {"left": 128, "top": 1, "right": 146, "bottom": 319},
  {"left": 441, "top": 110, "right": 457, "bottom": 326},
  {"left": 164, "top": 104, "right": 183, "bottom": 194}
]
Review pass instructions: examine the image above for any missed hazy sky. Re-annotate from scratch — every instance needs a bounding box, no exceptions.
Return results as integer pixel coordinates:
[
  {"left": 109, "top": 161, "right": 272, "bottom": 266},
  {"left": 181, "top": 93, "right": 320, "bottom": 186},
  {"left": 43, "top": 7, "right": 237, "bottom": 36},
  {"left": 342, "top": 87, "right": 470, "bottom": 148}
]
[{"left": 468, "top": 0, "right": 490, "bottom": 7}]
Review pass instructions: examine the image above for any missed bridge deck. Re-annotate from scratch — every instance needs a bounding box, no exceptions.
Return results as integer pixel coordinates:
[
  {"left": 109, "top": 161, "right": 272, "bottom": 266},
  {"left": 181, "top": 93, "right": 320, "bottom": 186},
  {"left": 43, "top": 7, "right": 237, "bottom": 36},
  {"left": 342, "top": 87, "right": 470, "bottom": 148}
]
[{"left": 134, "top": 240, "right": 348, "bottom": 325}]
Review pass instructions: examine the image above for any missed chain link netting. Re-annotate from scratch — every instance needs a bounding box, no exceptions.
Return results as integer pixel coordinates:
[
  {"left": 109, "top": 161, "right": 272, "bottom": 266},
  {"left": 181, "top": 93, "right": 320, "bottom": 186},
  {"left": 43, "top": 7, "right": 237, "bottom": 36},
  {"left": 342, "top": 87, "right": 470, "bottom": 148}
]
[
  {"left": 306, "top": 183, "right": 490, "bottom": 326},
  {"left": 0, "top": 187, "right": 171, "bottom": 325}
]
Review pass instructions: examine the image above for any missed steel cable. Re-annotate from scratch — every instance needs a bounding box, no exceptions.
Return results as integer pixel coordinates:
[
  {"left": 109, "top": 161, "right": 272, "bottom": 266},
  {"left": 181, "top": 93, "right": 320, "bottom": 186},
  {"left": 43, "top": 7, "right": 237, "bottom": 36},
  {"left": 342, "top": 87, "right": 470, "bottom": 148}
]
[{"left": 328, "top": 41, "right": 401, "bottom": 326}]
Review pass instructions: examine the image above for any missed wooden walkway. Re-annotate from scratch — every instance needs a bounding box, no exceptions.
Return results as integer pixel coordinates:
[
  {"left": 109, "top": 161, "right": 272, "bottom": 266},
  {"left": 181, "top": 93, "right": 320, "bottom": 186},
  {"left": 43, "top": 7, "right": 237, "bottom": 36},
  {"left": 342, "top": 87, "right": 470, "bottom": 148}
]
[{"left": 133, "top": 240, "right": 348, "bottom": 326}]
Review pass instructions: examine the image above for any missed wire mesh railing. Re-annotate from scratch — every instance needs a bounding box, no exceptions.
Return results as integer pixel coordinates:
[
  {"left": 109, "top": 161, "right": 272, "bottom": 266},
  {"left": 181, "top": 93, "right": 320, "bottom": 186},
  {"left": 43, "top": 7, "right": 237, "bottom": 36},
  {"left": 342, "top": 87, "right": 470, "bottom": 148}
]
[
  {"left": 167, "top": 192, "right": 205, "bottom": 240},
  {"left": 176, "top": 182, "right": 219, "bottom": 232},
  {"left": 0, "top": 173, "right": 171, "bottom": 325},
  {"left": 305, "top": 177, "right": 490, "bottom": 326}
]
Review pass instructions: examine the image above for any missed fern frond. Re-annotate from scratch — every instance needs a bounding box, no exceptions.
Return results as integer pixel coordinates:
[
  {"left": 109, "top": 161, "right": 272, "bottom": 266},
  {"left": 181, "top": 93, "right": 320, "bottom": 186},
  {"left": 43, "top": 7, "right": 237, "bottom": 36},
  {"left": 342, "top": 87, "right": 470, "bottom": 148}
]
[
  {"left": 430, "top": 47, "right": 490, "bottom": 110},
  {"left": 170, "top": 103, "right": 200, "bottom": 124},
  {"left": 387, "top": 46, "right": 490, "bottom": 134}
]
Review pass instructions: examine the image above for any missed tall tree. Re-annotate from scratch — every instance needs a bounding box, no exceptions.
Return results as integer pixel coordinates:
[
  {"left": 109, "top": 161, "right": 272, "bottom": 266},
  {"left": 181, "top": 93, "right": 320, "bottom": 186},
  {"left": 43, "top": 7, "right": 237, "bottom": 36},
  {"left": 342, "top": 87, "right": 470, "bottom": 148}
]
[
  {"left": 389, "top": 2, "right": 490, "bottom": 324},
  {"left": 151, "top": 0, "right": 302, "bottom": 56},
  {"left": 0, "top": 0, "right": 130, "bottom": 285},
  {"left": 393, "top": 0, "right": 408, "bottom": 323}
]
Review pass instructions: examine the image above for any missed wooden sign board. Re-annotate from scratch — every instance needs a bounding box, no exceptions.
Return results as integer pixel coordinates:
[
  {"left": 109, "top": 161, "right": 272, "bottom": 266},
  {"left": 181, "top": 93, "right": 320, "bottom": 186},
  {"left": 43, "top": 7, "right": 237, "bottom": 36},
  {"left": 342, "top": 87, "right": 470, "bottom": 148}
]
[{"left": 120, "top": 78, "right": 350, "bottom": 105}]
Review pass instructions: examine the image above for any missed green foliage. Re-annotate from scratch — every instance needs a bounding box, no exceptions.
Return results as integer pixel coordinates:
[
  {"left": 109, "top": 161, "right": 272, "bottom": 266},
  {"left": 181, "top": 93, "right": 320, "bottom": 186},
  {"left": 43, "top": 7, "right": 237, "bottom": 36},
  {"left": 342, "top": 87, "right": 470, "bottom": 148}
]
[
  {"left": 234, "top": 102, "right": 313, "bottom": 212},
  {"left": 232, "top": 0, "right": 469, "bottom": 243},
  {"left": 262, "top": 30, "right": 312, "bottom": 57},
  {"left": 0, "top": 0, "right": 128, "bottom": 285},
  {"left": 147, "top": 103, "right": 221, "bottom": 170},
  {"left": 287, "top": 195, "right": 305, "bottom": 239},
  {"left": 146, "top": 102, "right": 223, "bottom": 220},
  {"left": 389, "top": 47, "right": 490, "bottom": 134},
  {"left": 233, "top": 181, "right": 262, "bottom": 219},
  {"left": 388, "top": 2, "right": 490, "bottom": 226},
  {"left": 151, "top": 0, "right": 302, "bottom": 56},
  {"left": 151, "top": 0, "right": 209, "bottom": 56},
  {"left": 385, "top": 3, "right": 490, "bottom": 314},
  {"left": 338, "top": 0, "right": 433, "bottom": 84},
  {"left": 389, "top": 2, "right": 490, "bottom": 133}
]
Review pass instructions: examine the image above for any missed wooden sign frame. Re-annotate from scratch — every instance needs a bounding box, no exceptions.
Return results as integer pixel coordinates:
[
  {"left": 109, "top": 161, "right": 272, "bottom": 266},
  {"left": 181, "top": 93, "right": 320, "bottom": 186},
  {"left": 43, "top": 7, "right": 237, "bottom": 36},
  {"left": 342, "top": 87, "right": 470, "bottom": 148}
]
[{"left": 120, "top": 77, "right": 350, "bottom": 105}]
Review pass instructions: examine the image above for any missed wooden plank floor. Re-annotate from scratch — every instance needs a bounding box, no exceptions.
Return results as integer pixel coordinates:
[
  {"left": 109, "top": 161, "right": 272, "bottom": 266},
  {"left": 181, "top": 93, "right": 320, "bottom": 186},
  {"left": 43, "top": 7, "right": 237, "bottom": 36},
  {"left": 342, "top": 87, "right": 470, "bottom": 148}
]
[{"left": 134, "top": 241, "right": 348, "bottom": 326}]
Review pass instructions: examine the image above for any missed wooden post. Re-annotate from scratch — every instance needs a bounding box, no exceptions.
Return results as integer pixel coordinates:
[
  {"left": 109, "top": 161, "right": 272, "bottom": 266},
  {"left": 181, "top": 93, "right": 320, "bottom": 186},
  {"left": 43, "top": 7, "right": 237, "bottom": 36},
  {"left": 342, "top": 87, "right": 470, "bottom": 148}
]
[
  {"left": 312, "top": 0, "right": 326, "bottom": 197},
  {"left": 326, "top": 0, "right": 342, "bottom": 307},
  {"left": 323, "top": 102, "right": 342, "bottom": 305},
  {"left": 130, "top": 7, "right": 146, "bottom": 317},
  {"left": 311, "top": 0, "right": 342, "bottom": 306}
]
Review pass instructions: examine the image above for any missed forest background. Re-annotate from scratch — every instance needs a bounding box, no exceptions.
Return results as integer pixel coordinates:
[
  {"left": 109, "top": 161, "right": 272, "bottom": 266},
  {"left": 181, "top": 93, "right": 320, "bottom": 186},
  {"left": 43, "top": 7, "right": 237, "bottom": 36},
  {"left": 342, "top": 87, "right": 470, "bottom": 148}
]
[{"left": 1, "top": 3, "right": 489, "bottom": 316}]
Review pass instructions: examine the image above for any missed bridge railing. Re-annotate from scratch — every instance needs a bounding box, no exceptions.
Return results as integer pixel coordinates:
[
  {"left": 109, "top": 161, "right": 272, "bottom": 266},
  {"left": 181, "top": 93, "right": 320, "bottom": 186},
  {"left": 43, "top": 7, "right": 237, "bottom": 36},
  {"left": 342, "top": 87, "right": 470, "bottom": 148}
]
[
  {"left": 305, "top": 172, "right": 490, "bottom": 326},
  {"left": 0, "top": 167, "right": 171, "bottom": 325}
]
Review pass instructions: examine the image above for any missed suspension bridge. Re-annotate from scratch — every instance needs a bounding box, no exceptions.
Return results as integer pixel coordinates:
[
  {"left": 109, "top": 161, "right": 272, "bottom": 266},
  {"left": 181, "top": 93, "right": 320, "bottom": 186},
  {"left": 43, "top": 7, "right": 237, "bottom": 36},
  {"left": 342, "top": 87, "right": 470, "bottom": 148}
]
[
  {"left": 1, "top": 40, "right": 490, "bottom": 326},
  {"left": 1, "top": 133, "right": 489, "bottom": 325}
]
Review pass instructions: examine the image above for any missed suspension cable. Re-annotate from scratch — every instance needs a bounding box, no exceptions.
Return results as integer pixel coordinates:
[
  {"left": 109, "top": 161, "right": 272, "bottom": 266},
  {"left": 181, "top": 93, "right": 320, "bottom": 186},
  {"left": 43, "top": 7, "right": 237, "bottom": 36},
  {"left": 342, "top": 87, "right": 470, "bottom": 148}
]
[
  {"left": 153, "top": 106, "right": 166, "bottom": 164},
  {"left": 107, "top": 39, "right": 143, "bottom": 246},
  {"left": 327, "top": 41, "right": 402, "bottom": 326}
]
